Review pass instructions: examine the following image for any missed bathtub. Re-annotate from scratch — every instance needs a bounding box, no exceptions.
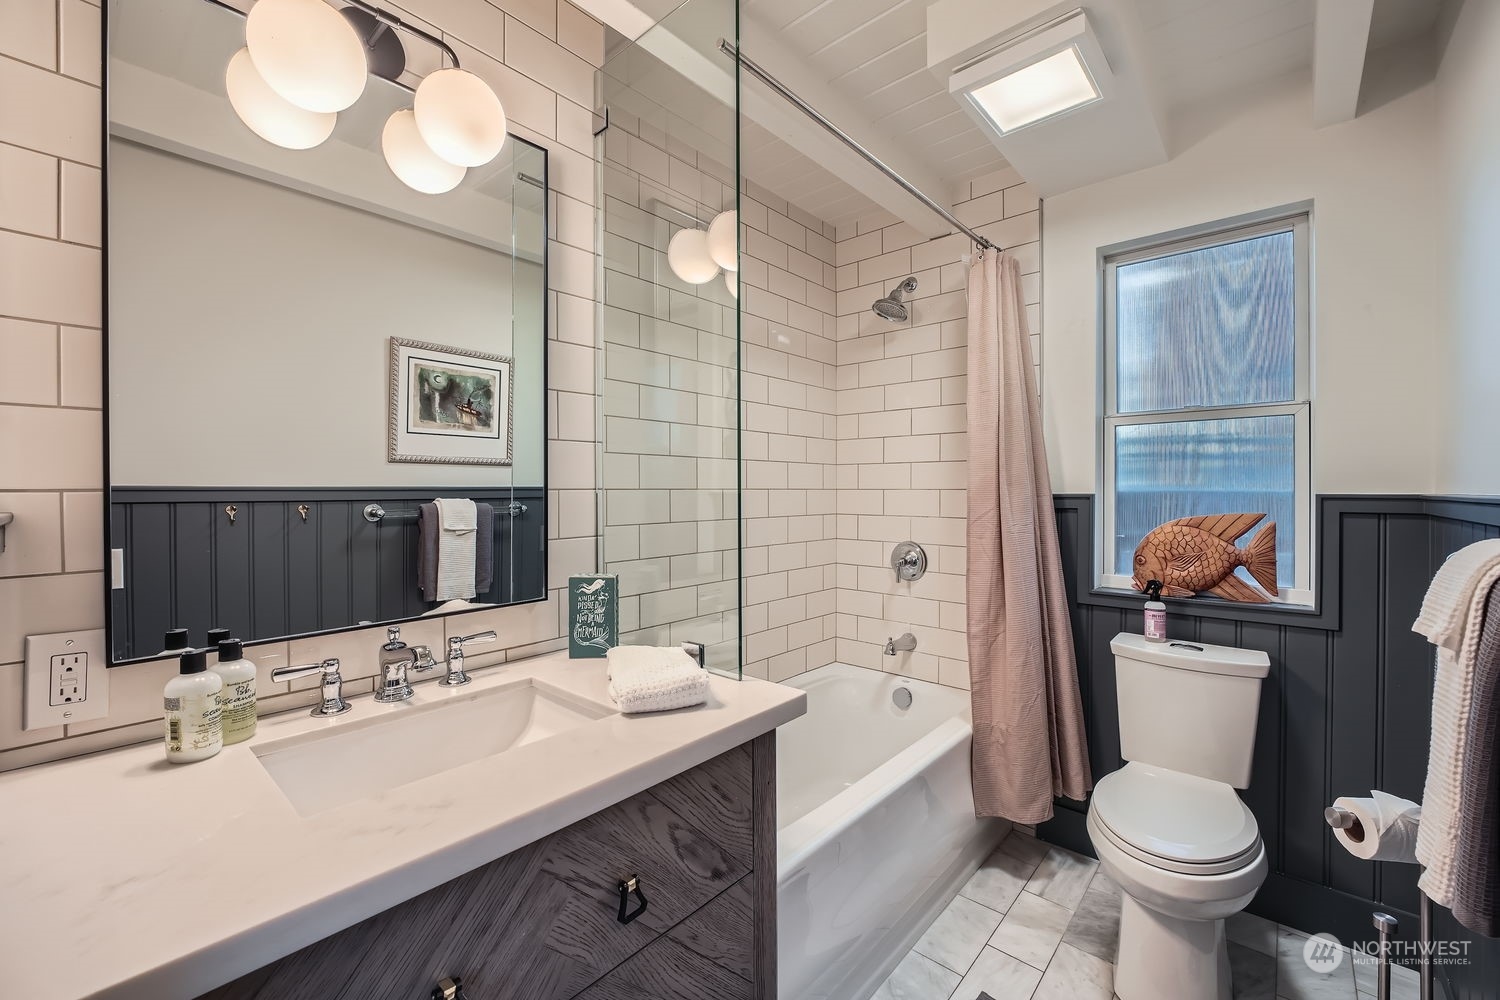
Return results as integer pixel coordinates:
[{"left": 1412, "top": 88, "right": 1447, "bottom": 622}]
[{"left": 777, "top": 663, "right": 1007, "bottom": 1000}]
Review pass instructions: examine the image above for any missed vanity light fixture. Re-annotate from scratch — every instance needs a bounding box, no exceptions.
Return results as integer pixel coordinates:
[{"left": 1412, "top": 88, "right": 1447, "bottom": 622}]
[
  {"left": 724, "top": 271, "right": 737, "bottom": 300},
  {"left": 707, "top": 209, "right": 738, "bottom": 272},
  {"left": 414, "top": 68, "right": 510, "bottom": 168},
  {"left": 245, "top": 0, "right": 368, "bottom": 113},
  {"left": 225, "top": 48, "right": 338, "bottom": 150},
  {"left": 219, "top": 0, "right": 510, "bottom": 194},
  {"left": 949, "top": 10, "right": 1110, "bottom": 136},
  {"left": 667, "top": 228, "right": 721, "bottom": 285},
  {"left": 382, "top": 109, "right": 466, "bottom": 194}
]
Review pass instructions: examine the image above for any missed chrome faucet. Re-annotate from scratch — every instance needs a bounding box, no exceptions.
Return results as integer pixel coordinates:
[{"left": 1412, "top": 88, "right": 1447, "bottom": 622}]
[
  {"left": 375, "top": 625, "right": 436, "bottom": 703},
  {"left": 271, "top": 658, "right": 350, "bottom": 717},
  {"left": 884, "top": 633, "right": 917, "bottom": 656},
  {"left": 441, "top": 630, "right": 497, "bottom": 687}
]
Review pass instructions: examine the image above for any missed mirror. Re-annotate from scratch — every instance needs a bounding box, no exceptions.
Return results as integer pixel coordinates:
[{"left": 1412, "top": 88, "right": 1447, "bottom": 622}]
[{"left": 105, "top": 0, "right": 549, "bottom": 663}]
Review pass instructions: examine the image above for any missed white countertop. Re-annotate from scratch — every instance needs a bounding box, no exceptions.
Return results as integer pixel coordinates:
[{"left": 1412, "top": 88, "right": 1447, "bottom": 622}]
[{"left": 0, "top": 652, "right": 805, "bottom": 1000}]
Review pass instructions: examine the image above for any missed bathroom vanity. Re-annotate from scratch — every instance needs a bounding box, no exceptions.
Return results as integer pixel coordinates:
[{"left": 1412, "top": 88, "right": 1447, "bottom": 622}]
[{"left": 0, "top": 655, "right": 804, "bottom": 1000}]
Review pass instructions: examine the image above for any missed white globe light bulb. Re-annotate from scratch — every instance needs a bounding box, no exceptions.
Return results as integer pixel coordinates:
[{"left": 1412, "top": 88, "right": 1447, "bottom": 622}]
[
  {"left": 724, "top": 272, "right": 738, "bottom": 300},
  {"left": 707, "top": 210, "right": 738, "bottom": 272},
  {"left": 245, "top": 0, "right": 367, "bottom": 114},
  {"left": 383, "top": 109, "right": 466, "bottom": 194},
  {"left": 414, "top": 69, "right": 509, "bottom": 168},
  {"left": 667, "top": 229, "right": 720, "bottom": 284},
  {"left": 225, "top": 48, "right": 337, "bottom": 150}
]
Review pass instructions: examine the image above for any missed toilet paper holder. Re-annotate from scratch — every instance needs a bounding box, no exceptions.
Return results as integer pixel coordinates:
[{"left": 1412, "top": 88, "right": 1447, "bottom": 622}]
[
  {"left": 1324, "top": 804, "right": 1363, "bottom": 836},
  {"left": 1324, "top": 803, "right": 1432, "bottom": 1000}
]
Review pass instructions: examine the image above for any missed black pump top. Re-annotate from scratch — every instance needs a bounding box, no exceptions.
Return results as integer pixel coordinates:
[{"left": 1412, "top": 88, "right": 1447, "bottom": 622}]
[
  {"left": 180, "top": 648, "right": 209, "bottom": 674},
  {"left": 206, "top": 627, "right": 231, "bottom": 647},
  {"left": 217, "top": 639, "right": 244, "bottom": 662},
  {"left": 1145, "top": 579, "right": 1164, "bottom": 602},
  {"left": 163, "top": 628, "right": 190, "bottom": 651}
]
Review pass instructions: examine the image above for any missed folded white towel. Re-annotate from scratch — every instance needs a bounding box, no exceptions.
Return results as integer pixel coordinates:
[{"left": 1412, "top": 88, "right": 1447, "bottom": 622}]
[
  {"left": 1414, "top": 541, "right": 1500, "bottom": 906},
  {"left": 607, "top": 646, "right": 709, "bottom": 714},
  {"left": 433, "top": 497, "right": 478, "bottom": 602},
  {"left": 1415, "top": 539, "right": 1500, "bottom": 652}
]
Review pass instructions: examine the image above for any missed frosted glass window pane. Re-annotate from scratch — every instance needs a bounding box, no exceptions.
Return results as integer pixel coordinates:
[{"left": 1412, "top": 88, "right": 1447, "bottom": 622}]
[
  {"left": 1113, "top": 416, "right": 1295, "bottom": 590},
  {"left": 1116, "top": 231, "right": 1296, "bottom": 413}
]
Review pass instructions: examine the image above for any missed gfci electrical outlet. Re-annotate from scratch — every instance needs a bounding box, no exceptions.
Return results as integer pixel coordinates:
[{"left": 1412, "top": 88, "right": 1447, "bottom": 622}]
[{"left": 24, "top": 630, "right": 109, "bottom": 730}]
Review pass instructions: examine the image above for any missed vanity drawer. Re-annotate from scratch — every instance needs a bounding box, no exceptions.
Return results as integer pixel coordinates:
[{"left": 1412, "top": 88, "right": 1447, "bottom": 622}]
[
  {"left": 575, "top": 876, "right": 755, "bottom": 1000},
  {"left": 198, "top": 743, "right": 756, "bottom": 1000}
]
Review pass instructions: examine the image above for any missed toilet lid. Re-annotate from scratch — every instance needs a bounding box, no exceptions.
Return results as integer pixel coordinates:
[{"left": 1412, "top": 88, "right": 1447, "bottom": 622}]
[{"left": 1091, "top": 763, "right": 1260, "bottom": 873}]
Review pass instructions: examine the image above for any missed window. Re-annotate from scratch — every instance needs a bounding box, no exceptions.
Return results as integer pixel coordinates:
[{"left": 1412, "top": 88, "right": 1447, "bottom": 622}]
[{"left": 1101, "top": 211, "right": 1312, "bottom": 605}]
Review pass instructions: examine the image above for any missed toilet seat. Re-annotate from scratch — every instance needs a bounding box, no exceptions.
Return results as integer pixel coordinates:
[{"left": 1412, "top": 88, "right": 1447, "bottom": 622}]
[{"left": 1091, "top": 763, "right": 1261, "bottom": 875}]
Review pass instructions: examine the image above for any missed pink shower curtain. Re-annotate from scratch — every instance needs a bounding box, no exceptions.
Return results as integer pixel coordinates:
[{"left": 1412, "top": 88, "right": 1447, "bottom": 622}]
[{"left": 965, "top": 250, "right": 1092, "bottom": 824}]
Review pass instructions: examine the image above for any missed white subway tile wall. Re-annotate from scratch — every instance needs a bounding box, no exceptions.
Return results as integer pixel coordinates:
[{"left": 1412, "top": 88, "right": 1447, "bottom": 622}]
[
  {"left": 0, "top": 0, "right": 606, "bottom": 771},
  {"left": 596, "top": 98, "right": 842, "bottom": 680},
  {"left": 829, "top": 173, "right": 1042, "bottom": 691}
]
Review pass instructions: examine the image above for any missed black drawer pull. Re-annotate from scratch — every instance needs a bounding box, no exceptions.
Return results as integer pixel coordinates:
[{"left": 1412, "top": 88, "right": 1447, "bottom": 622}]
[
  {"left": 617, "top": 876, "right": 648, "bottom": 924},
  {"left": 431, "top": 977, "right": 467, "bottom": 1000}
]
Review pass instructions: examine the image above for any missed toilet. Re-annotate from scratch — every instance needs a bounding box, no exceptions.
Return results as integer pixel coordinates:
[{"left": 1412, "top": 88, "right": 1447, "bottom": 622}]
[{"left": 1087, "top": 633, "right": 1271, "bottom": 1000}]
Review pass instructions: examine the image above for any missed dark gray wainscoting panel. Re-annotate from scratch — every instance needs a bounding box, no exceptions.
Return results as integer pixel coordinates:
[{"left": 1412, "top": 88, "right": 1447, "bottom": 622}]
[
  {"left": 1042, "top": 494, "right": 1500, "bottom": 998},
  {"left": 110, "top": 487, "right": 546, "bottom": 661}
]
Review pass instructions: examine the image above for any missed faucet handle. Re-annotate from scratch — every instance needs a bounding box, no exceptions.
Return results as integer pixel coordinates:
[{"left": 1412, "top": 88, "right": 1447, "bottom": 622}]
[
  {"left": 271, "top": 658, "right": 351, "bottom": 718},
  {"left": 450, "top": 630, "right": 497, "bottom": 654},
  {"left": 441, "top": 631, "right": 496, "bottom": 688},
  {"left": 385, "top": 624, "right": 402, "bottom": 647}
]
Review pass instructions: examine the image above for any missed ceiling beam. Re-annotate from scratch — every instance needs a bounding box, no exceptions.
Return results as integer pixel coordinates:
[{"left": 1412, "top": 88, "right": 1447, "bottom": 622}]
[{"left": 1313, "top": 0, "right": 1375, "bottom": 127}]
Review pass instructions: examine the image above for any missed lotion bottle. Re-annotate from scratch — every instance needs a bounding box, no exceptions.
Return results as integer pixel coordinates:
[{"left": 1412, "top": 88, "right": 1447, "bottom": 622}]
[
  {"left": 211, "top": 639, "right": 257, "bottom": 745},
  {"left": 1144, "top": 579, "right": 1167, "bottom": 643},
  {"left": 164, "top": 649, "right": 223, "bottom": 763}
]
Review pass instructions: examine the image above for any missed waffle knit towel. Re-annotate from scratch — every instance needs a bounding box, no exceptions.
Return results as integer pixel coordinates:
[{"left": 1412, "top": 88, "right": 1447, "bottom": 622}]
[
  {"left": 1414, "top": 541, "right": 1500, "bottom": 906},
  {"left": 1415, "top": 540, "right": 1500, "bottom": 652},
  {"left": 433, "top": 497, "right": 478, "bottom": 602},
  {"left": 607, "top": 646, "right": 708, "bottom": 714},
  {"left": 1453, "top": 582, "right": 1500, "bottom": 937}
]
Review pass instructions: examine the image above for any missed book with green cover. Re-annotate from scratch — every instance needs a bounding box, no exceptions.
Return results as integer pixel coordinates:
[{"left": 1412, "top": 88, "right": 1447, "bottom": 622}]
[{"left": 568, "top": 574, "right": 618, "bottom": 658}]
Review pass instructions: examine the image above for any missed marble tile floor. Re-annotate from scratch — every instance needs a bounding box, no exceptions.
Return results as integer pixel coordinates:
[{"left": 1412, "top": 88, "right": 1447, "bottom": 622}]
[{"left": 874, "top": 830, "right": 1422, "bottom": 1000}]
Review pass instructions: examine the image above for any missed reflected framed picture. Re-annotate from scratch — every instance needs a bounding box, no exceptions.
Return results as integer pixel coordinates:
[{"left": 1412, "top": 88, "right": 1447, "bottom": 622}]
[{"left": 389, "top": 338, "right": 514, "bottom": 465}]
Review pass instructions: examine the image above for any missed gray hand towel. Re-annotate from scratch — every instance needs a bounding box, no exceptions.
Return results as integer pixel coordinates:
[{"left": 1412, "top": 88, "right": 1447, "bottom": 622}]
[
  {"left": 1453, "top": 581, "right": 1500, "bottom": 938},
  {"left": 418, "top": 502, "right": 440, "bottom": 602},
  {"left": 419, "top": 501, "right": 495, "bottom": 601},
  {"left": 474, "top": 502, "right": 494, "bottom": 596}
]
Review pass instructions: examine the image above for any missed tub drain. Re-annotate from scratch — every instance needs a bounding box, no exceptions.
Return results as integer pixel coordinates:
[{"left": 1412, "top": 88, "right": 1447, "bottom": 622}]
[{"left": 892, "top": 686, "right": 913, "bottom": 710}]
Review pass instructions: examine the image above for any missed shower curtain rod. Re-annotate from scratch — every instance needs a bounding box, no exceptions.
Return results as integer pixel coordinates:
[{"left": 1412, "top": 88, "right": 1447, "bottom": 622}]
[{"left": 717, "top": 39, "right": 1001, "bottom": 253}]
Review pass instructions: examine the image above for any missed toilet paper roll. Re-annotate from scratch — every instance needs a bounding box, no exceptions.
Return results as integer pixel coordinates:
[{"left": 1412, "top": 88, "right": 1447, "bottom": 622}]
[{"left": 1330, "top": 791, "right": 1422, "bottom": 862}]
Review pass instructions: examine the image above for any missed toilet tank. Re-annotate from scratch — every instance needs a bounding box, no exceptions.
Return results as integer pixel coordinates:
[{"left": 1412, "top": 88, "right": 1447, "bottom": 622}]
[{"left": 1111, "top": 632, "right": 1270, "bottom": 788}]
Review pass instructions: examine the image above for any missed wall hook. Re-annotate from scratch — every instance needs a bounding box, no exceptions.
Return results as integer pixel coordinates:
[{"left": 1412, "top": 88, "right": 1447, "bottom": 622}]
[
  {"left": 297, "top": 504, "right": 310, "bottom": 522},
  {"left": 225, "top": 504, "right": 238, "bottom": 526}
]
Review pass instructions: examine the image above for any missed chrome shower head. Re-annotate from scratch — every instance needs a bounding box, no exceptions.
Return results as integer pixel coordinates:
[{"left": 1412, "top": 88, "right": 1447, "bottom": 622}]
[{"left": 872, "top": 277, "right": 918, "bottom": 322}]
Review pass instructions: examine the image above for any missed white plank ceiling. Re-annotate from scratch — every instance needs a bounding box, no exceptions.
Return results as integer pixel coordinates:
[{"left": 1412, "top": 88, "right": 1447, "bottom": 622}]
[{"left": 721, "top": 0, "right": 1445, "bottom": 232}]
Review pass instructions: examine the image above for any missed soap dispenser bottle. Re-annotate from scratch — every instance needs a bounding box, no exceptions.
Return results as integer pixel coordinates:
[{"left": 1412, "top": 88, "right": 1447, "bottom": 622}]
[
  {"left": 160, "top": 627, "right": 191, "bottom": 657},
  {"left": 1143, "top": 579, "right": 1167, "bottom": 643},
  {"left": 164, "top": 649, "right": 223, "bottom": 763},
  {"left": 211, "top": 639, "right": 257, "bottom": 745}
]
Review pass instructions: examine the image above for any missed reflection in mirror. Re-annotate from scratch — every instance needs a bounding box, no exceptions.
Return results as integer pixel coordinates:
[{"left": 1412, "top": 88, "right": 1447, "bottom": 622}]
[{"left": 105, "top": 0, "right": 548, "bottom": 662}]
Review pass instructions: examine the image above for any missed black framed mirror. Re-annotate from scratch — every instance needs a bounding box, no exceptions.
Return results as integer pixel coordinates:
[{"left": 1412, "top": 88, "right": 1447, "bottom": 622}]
[{"left": 104, "top": 0, "right": 549, "bottom": 663}]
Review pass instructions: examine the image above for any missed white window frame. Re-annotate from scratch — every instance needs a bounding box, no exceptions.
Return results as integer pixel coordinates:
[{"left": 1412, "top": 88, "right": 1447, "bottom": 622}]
[{"left": 1099, "top": 209, "right": 1314, "bottom": 607}]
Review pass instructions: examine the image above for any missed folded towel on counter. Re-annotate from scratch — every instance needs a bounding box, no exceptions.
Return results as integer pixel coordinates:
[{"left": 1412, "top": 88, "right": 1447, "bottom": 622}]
[
  {"left": 1414, "top": 540, "right": 1500, "bottom": 906},
  {"left": 1454, "top": 581, "right": 1500, "bottom": 937},
  {"left": 418, "top": 502, "right": 494, "bottom": 601},
  {"left": 606, "top": 646, "right": 709, "bottom": 714}
]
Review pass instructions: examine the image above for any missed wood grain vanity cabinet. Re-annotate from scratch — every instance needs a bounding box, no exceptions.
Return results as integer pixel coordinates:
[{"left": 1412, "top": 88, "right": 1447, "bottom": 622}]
[{"left": 199, "top": 735, "right": 777, "bottom": 1000}]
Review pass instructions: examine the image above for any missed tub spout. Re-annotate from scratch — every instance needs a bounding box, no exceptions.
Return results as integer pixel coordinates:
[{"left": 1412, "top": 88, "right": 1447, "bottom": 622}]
[{"left": 884, "top": 633, "right": 917, "bottom": 655}]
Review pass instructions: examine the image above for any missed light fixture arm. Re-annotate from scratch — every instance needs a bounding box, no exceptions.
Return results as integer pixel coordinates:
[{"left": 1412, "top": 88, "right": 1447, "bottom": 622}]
[{"left": 199, "top": 0, "right": 460, "bottom": 75}]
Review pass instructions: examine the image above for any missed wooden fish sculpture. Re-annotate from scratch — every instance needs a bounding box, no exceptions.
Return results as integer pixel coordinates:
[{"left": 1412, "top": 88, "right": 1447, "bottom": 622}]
[{"left": 1131, "top": 513, "right": 1279, "bottom": 603}]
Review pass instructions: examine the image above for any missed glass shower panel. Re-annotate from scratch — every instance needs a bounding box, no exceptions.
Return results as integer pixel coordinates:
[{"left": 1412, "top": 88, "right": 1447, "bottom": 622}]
[{"left": 595, "top": 0, "right": 742, "bottom": 677}]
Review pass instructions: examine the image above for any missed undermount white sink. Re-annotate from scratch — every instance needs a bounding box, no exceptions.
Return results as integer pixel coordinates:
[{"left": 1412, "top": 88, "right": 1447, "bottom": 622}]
[{"left": 253, "top": 678, "right": 614, "bottom": 816}]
